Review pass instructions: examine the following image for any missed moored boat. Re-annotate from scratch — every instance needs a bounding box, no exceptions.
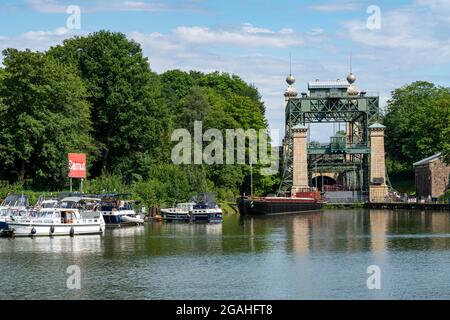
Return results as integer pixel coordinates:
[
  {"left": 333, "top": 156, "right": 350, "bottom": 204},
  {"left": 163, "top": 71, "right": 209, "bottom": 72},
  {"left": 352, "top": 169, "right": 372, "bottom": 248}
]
[
  {"left": 0, "top": 194, "right": 30, "bottom": 231},
  {"left": 160, "top": 202, "right": 195, "bottom": 221},
  {"left": 3, "top": 197, "right": 105, "bottom": 237},
  {"left": 98, "top": 193, "right": 144, "bottom": 226},
  {"left": 160, "top": 193, "right": 223, "bottom": 223},
  {"left": 237, "top": 188, "right": 325, "bottom": 215}
]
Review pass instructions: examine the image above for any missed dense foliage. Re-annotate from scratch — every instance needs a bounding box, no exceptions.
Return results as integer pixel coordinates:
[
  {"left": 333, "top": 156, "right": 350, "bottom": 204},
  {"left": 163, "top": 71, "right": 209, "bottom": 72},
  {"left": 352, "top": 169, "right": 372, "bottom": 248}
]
[
  {"left": 0, "top": 49, "right": 92, "bottom": 190},
  {"left": 383, "top": 81, "right": 450, "bottom": 178},
  {"left": 48, "top": 31, "right": 169, "bottom": 180},
  {"left": 0, "top": 31, "right": 278, "bottom": 206}
]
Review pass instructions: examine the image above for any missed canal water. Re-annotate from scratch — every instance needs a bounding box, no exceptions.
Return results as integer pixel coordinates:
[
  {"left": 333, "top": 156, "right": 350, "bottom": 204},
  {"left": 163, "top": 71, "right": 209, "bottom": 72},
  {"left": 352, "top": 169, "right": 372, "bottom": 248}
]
[{"left": 1, "top": 209, "right": 450, "bottom": 300}]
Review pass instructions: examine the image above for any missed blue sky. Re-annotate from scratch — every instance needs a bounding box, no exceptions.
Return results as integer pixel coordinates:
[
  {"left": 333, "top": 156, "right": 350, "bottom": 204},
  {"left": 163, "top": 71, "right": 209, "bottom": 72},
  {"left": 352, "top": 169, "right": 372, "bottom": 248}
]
[{"left": 1, "top": 0, "right": 449, "bottom": 143}]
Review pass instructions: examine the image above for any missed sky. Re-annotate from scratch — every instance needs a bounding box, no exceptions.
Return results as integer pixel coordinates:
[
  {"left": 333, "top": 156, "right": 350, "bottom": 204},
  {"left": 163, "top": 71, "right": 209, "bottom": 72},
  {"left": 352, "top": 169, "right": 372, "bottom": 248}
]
[{"left": 0, "top": 0, "right": 449, "bottom": 144}]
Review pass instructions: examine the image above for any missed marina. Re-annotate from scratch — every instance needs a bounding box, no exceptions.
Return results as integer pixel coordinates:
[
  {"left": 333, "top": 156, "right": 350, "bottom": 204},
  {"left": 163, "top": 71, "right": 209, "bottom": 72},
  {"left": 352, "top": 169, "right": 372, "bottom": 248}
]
[{"left": 0, "top": 192, "right": 223, "bottom": 238}]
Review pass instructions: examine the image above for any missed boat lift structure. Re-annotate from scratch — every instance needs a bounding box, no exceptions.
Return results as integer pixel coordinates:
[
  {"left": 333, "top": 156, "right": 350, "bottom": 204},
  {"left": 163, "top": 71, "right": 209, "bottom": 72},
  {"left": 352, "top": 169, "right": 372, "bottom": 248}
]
[{"left": 278, "top": 66, "right": 389, "bottom": 203}]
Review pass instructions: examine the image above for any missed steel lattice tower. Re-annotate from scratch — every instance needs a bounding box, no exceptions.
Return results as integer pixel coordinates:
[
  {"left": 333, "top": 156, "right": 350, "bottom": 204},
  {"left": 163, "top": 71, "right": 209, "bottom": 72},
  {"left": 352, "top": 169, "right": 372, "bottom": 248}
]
[{"left": 278, "top": 73, "right": 381, "bottom": 200}]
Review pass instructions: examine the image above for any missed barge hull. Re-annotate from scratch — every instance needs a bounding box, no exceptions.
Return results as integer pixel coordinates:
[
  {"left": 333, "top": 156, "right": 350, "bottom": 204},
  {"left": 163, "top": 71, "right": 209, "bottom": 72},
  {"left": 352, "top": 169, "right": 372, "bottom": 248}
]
[{"left": 238, "top": 198, "right": 323, "bottom": 215}]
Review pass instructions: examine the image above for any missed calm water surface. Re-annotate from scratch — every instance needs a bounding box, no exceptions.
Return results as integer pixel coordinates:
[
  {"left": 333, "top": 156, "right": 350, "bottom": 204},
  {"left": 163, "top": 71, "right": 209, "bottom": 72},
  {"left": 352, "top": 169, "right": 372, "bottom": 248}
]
[{"left": 2, "top": 209, "right": 450, "bottom": 299}]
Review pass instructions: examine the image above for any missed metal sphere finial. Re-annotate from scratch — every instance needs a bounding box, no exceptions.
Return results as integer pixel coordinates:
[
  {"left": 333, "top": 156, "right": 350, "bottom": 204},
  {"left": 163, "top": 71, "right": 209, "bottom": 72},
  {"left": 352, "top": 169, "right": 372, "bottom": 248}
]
[
  {"left": 347, "top": 72, "right": 356, "bottom": 84},
  {"left": 284, "top": 85, "right": 298, "bottom": 97},
  {"left": 347, "top": 83, "right": 359, "bottom": 96},
  {"left": 286, "top": 74, "right": 295, "bottom": 85}
]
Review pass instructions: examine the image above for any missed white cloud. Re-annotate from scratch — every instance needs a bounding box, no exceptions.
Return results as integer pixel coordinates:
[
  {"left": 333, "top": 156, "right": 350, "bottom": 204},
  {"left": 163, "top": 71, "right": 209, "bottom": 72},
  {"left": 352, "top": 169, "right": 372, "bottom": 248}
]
[
  {"left": 22, "top": 27, "right": 70, "bottom": 41},
  {"left": 241, "top": 23, "right": 274, "bottom": 34},
  {"left": 342, "top": 21, "right": 436, "bottom": 50},
  {"left": 307, "top": 28, "right": 324, "bottom": 36},
  {"left": 0, "top": 28, "right": 84, "bottom": 56},
  {"left": 415, "top": 0, "right": 450, "bottom": 10},
  {"left": 415, "top": 0, "right": 450, "bottom": 22},
  {"left": 279, "top": 28, "right": 294, "bottom": 35},
  {"left": 173, "top": 24, "right": 303, "bottom": 48},
  {"left": 340, "top": 6, "right": 450, "bottom": 64},
  {"left": 128, "top": 31, "right": 183, "bottom": 53},
  {"left": 27, "top": 0, "right": 66, "bottom": 13}
]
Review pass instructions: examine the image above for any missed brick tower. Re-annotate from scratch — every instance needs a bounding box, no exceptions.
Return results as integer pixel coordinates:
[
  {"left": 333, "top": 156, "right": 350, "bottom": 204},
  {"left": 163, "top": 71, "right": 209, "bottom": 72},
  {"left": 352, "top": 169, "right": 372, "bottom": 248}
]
[{"left": 369, "top": 123, "right": 388, "bottom": 202}]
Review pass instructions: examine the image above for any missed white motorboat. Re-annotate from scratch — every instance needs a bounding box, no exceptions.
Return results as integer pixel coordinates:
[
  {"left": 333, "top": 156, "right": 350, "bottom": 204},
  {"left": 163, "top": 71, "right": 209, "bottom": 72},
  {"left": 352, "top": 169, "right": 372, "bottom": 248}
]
[
  {"left": 0, "top": 194, "right": 30, "bottom": 231},
  {"left": 4, "top": 197, "right": 105, "bottom": 237},
  {"left": 160, "top": 202, "right": 195, "bottom": 221},
  {"left": 98, "top": 193, "right": 144, "bottom": 226},
  {"left": 161, "top": 193, "right": 223, "bottom": 223}
]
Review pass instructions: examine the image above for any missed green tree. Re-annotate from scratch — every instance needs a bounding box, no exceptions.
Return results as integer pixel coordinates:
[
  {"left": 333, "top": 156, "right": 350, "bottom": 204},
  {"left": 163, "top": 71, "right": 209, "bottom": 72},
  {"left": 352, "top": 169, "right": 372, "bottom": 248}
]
[
  {"left": 383, "top": 81, "right": 450, "bottom": 175},
  {"left": 177, "top": 86, "right": 211, "bottom": 130},
  {"left": 0, "top": 49, "right": 92, "bottom": 189},
  {"left": 84, "top": 173, "right": 130, "bottom": 194},
  {"left": 48, "top": 30, "right": 170, "bottom": 180},
  {"left": 170, "top": 72, "right": 271, "bottom": 197},
  {"left": 160, "top": 69, "right": 195, "bottom": 117}
]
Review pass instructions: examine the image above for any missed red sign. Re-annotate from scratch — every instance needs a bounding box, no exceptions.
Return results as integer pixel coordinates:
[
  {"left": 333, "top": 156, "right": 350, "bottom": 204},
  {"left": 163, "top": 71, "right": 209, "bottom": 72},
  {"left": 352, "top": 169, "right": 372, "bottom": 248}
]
[{"left": 68, "top": 153, "right": 86, "bottom": 178}]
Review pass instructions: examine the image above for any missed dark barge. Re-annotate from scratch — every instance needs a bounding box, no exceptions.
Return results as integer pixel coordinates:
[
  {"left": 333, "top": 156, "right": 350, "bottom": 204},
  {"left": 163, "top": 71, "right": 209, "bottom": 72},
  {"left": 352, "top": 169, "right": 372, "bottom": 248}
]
[{"left": 237, "top": 188, "right": 325, "bottom": 215}]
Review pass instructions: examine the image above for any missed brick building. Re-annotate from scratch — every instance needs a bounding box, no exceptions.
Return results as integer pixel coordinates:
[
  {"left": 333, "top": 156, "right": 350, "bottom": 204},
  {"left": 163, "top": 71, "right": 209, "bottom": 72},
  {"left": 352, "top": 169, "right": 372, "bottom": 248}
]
[{"left": 413, "top": 153, "right": 450, "bottom": 198}]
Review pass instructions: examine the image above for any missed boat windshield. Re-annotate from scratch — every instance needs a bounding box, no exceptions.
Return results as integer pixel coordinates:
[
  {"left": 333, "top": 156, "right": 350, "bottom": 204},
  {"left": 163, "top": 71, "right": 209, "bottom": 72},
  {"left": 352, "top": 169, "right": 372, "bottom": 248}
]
[
  {"left": 41, "top": 201, "right": 58, "bottom": 208},
  {"left": 36, "top": 210, "right": 60, "bottom": 218},
  {"left": 100, "top": 200, "right": 134, "bottom": 211},
  {"left": 4, "top": 209, "right": 28, "bottom": 218},
  {"left": 176, "top": 203, "right": 194, "bottom": 210},
  {"left": 1, "top": 194, "right": 29, "bottom": 207},
  {"left": 58, "top": 201, "right": 77, "bottom": 209}
]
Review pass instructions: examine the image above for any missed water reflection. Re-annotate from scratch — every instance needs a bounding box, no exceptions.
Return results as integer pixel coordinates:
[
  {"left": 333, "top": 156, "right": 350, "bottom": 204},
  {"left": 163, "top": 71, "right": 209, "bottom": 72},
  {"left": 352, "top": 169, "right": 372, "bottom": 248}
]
[
  {"left": 107, "top": 225, "right": 146, "bottom": 237},
  {"left": 2, "top": 210, "right": 450, "bottom": 299},
  {"left": 370, "top": 210, "right": 387, "bottom": 253},
  {"left": 0, "top": 235, "right": 102, "bottom": 254},
  {"left": 234, "top": 210, "right": 450, "bottom": 254}
]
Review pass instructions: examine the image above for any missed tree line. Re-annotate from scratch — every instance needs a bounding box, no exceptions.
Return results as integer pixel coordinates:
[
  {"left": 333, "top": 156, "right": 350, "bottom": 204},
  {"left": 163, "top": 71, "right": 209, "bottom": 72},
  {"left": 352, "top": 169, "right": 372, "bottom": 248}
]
[{"left": 0, "top": 30, "right": 278, "bottom": 206}]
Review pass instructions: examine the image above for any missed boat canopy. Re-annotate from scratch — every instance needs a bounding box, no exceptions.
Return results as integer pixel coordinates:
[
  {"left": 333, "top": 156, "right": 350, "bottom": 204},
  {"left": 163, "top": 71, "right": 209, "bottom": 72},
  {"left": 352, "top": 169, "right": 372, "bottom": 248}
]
[{"left": 60, "top": 197, "right": 101, "bottom": 202}]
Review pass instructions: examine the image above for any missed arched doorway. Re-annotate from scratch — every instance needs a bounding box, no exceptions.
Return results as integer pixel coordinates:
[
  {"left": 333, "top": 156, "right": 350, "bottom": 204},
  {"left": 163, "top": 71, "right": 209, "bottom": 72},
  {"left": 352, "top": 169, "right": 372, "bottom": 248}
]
[{"left": 311, "top": 176, "right": 337, "bottom": 191}]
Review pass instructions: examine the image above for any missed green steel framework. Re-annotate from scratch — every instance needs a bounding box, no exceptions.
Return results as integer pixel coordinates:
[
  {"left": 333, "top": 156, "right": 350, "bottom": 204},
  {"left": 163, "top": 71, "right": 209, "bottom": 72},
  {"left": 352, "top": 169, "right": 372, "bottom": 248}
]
[{"left": 278, "top": 95, "right": 380, "bottom": 195}]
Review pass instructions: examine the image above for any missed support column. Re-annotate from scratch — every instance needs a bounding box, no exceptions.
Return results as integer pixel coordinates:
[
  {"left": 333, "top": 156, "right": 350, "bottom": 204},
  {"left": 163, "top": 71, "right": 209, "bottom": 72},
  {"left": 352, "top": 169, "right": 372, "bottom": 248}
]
[
  {"left": 291, "top": 124, "right": 309, "bottom": 196},
  {"left": 369, "top": 123, "right": 388, "bottom": 202}
]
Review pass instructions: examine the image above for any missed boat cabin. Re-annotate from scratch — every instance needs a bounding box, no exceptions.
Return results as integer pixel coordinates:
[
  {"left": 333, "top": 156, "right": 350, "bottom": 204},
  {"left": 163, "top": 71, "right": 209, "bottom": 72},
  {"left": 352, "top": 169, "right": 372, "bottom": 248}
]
[{"left": 97, "top": 193, "right": 137, "bottom": 211}]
